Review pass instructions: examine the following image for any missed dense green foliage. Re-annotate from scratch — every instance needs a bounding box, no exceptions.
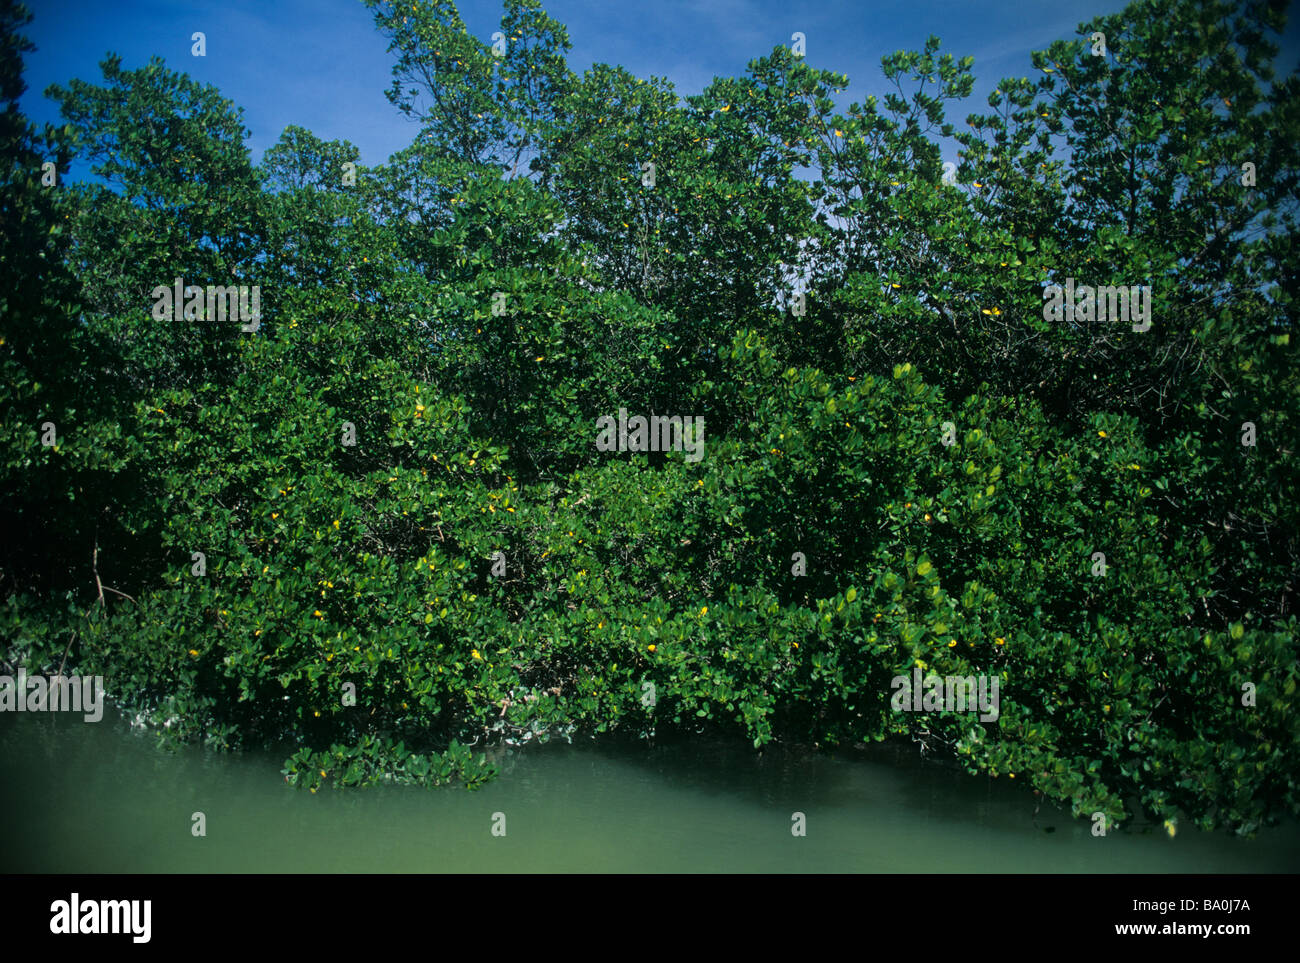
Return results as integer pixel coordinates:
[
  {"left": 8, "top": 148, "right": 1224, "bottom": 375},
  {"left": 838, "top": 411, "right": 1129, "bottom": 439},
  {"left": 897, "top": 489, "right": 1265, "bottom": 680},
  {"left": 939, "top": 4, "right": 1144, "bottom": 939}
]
[{"left": 2, "top": 0, "right": 1296, "bottom": 834}]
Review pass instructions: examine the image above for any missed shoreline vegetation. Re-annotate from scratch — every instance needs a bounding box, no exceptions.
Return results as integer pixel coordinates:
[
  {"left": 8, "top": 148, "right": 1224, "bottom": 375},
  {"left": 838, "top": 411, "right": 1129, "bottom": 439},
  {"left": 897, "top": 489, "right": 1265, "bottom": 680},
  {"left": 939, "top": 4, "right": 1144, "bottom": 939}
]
[{"left": 2, "top": 0, "right": 1296, "bottom": 838}]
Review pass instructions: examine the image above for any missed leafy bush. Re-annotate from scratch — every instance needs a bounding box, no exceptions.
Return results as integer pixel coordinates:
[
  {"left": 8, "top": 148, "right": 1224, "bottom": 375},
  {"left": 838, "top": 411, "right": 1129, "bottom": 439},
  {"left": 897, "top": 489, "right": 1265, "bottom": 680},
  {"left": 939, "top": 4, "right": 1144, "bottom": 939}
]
[{"left": 1, "top": 0, "right": 1295, "bottom": 834}]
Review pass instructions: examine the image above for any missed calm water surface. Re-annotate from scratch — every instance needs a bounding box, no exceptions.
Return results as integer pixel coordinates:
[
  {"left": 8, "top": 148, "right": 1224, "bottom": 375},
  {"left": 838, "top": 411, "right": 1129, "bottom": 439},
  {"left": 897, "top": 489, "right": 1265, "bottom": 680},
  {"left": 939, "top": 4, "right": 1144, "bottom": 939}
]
[{"left": 2, "top": 709, "right": 1296, "bottom": 872}]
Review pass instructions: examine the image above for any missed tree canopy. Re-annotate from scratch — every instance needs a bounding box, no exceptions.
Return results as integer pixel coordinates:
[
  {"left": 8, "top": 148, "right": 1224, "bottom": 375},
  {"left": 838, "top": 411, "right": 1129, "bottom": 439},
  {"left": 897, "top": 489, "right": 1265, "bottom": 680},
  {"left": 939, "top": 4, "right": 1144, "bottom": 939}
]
[{"left": 1, "top": 0, "right": 1296, "bottom": 834}]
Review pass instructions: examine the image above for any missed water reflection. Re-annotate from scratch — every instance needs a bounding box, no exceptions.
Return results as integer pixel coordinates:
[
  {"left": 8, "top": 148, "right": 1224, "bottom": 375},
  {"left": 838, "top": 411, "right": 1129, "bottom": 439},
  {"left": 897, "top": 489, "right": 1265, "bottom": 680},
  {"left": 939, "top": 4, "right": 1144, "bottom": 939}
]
[{"left": 2, "top": 710, "right": 1296, "bottom": 873}]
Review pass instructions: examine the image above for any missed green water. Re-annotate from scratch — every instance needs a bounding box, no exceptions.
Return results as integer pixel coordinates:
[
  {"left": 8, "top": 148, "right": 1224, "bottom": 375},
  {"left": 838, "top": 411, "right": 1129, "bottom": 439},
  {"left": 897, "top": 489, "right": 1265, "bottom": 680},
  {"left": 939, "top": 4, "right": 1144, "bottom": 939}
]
[{"left": 2, "top": 709, "right": 1296, "bottom": 872}]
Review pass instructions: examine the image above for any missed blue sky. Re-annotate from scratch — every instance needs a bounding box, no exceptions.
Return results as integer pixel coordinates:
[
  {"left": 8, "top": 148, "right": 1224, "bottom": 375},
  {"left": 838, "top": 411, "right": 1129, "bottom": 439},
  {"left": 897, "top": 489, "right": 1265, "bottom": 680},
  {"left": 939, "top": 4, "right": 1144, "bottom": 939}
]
[{"left": 16, "top": 0, "right": 1300, "bottom": 171}]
